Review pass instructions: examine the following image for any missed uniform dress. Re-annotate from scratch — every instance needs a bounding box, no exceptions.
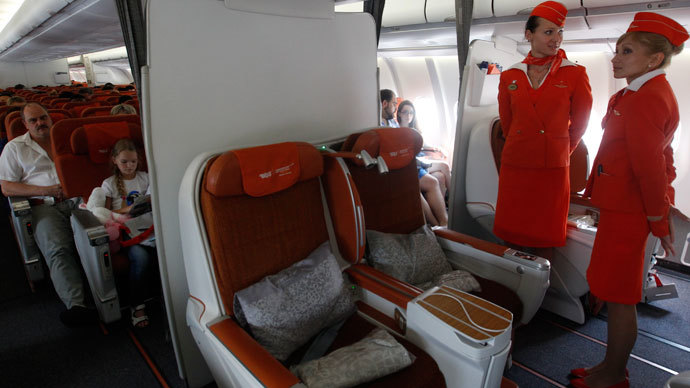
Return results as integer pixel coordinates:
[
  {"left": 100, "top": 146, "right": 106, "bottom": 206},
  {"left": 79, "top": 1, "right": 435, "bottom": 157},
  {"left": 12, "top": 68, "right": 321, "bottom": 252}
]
[
  {"left": 585, "top": 70, "right": 678, "bottom": 305},
  {"left": 493, "top": 56, "right": 593, "bottom": 247}
]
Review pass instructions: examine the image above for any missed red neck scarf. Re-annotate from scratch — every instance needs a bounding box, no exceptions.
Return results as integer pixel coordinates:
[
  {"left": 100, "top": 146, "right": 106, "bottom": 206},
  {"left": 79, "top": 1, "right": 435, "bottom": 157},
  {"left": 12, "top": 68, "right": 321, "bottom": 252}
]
[{"left": 522, "top": 49, "right": 567, "bottom": 77}]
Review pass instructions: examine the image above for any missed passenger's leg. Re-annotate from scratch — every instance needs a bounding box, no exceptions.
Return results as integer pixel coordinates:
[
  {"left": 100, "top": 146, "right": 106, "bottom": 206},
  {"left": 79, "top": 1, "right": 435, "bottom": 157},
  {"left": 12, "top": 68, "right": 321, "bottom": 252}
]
[
  {"left": 127, "top": 244, "right": 152, "bottom": 306},
  {"left": 427, "top": 162, "right": 451, "bottom": 196},
  {"left": 127, "top": 244, "right": 153, "bottom": 328},
  {"left": 582, "top": 302, "right": 634, "bottom": 387},
  {"left": 429, "top": 171, "right": 447, "bottom": 197},
  {"left": 32, "top": 202, "right": 85, "bottom": 309},
  {"left": 419, "top": 174, "right": 448, "bottom": 227},
  {"left": 420, "top": 193, "right": 439, "bottom": 226}
]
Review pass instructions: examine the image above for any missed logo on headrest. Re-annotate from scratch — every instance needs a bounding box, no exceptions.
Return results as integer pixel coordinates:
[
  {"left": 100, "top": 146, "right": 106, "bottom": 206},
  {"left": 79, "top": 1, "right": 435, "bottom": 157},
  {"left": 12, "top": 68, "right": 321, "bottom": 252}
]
[
  {"left": 258, "top": 162, "right": 295, "bottom": 179},
  {"left": 99, "top": 148, "right": 108, "bottom": 154},
  {"left": 389, "top": 147, "right": 410, "bottom": 158}
]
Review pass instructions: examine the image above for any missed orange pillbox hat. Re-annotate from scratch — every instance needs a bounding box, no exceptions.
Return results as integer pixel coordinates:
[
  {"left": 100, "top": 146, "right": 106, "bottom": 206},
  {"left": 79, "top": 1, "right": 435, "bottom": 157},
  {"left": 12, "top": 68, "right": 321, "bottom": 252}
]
[
  {"left": 627, "top": 12, "right": 689, "bottom": 46},
  {"left": 530, "top": 1, "right": 568, "bottom": 27}
]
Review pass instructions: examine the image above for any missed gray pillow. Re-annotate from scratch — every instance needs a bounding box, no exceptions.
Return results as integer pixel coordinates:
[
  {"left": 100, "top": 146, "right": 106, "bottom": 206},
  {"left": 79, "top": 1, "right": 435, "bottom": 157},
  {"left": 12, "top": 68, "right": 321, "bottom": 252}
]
[
  {"left": 291, "top": 328, "right": 413, "bottom": 388},
  {"left": 366, "top": 225, "right": 452, "bottom": 285},
  {"left": 416, "top": 269, "right": 482, "bottom": 292},
  {"left": 233, "top": 241, "right": 356, "bottom": 361}
]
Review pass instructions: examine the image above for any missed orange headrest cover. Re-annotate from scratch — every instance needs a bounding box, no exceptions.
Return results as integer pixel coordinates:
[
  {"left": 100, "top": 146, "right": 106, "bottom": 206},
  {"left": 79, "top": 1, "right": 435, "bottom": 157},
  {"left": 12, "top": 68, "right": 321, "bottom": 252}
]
[
  {"left": 205, "top": 142, "right": 323, "bottom": 197},
  {"left": 351, "top": 127, "right": 423, "bottom": 170}
]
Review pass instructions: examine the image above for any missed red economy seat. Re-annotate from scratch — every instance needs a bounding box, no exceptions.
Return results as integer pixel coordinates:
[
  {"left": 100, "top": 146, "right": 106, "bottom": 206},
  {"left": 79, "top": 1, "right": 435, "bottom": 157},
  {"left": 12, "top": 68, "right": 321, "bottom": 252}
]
[
  {"left": 62, "top": 101, "right": 103, "bottom": 117},
  {"left": 5, "top": 111, "right": 21, "bottom": 140},
  {"left": 51, "top": 114, "right": 143, "bottom": 201},
  {"left": 81, "top": 106, "right": 114, "bottom": 117},
  {"left": 6, "top": 109, "right": 74, "bottom": 141},
  {"left": 51, "top": 114, "right": 144, "bottom": 274},
  {"left": 49, "top": 98, "right": 70, "bottom": 109},
  {"left": 105, "top": 96, "right": 121, "bottom": 105}
]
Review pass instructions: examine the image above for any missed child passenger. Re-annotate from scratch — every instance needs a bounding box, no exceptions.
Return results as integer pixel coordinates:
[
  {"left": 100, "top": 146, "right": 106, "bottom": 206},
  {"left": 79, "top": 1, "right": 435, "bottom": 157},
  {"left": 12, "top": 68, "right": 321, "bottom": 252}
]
[{"left": 102, "top": 138, "right": 154, "bottom": 328}]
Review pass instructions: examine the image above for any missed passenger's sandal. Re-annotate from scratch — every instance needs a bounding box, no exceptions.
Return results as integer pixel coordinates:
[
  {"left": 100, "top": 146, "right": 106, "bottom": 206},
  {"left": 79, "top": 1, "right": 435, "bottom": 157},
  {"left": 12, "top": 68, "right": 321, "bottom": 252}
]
[{"left": 130, "top": 304, "right": 149, "bottom": 328}]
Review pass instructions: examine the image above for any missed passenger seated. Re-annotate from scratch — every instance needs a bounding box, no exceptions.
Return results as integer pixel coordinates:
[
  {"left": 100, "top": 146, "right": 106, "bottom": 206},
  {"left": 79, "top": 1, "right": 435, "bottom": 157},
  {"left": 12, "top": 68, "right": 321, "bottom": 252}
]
[
  {"left": 110, "top": 104, "right": 137, "bottom": 116},
  {"left": 0, "top": 91, "right": 12, "bottom": 105},
  {"left": 0, "top": 103, "right": 93, "bottom": 326},
  {"left": 379, "top": 89, "right": 399, "bottom": 127},
  {"left": 101, "top": 139, "right": 154, "bottom": 328},
  {"left": 396, "top": 100, "right": 449, "bottom": 227},
  {"left": 118, "top": 95, "right": 134, "bottom": 104},
  {"left": 78, "top": 87, "right": 94, "bottom": 100}
]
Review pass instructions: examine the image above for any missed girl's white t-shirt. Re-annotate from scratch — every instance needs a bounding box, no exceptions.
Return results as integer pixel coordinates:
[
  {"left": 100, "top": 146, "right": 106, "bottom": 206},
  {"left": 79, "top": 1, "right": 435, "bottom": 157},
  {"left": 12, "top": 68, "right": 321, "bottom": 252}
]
[{"left": 101, "top": 171, "right": 149, "bottom": 210}]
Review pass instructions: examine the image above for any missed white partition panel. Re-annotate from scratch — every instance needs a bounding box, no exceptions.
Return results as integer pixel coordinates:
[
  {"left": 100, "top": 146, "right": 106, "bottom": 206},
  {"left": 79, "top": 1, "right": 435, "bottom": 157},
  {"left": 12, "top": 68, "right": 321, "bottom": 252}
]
[
  {"left": 145, "top": 2, "right": 377, "bottom": 386},
  {"left": 449, "top": 39, "right": 522, "bottom": 237}
]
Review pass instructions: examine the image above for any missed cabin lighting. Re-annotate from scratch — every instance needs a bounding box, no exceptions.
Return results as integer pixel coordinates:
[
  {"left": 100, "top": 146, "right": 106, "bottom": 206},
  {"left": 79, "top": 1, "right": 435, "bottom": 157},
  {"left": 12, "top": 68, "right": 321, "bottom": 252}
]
[{"left": 0, "top": 0, "right": 25, "bottom": 35}]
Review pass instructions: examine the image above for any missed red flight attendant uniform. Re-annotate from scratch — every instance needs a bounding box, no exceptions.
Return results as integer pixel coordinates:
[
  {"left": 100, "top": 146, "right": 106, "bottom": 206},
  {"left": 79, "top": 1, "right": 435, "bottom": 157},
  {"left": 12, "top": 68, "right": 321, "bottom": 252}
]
[
  {"left": 585, "top": 71, "right": 678, "bottom": 304},
  {"left": 493, "top": 57, "right": 593, "bottom": 247}
]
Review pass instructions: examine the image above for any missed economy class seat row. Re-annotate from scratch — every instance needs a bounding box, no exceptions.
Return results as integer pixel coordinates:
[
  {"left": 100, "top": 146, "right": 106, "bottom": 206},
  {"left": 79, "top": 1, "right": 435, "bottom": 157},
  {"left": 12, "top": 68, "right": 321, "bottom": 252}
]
[{"left": 7, "top": 114, "right": 144, "bottom": 323}]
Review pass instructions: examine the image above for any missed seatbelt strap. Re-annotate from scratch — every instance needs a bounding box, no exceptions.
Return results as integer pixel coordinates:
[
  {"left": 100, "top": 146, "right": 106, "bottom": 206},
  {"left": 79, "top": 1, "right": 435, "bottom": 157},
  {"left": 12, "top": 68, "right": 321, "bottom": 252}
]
[{"left": 299, "top": 318, "right": 347, "bottom": 364}]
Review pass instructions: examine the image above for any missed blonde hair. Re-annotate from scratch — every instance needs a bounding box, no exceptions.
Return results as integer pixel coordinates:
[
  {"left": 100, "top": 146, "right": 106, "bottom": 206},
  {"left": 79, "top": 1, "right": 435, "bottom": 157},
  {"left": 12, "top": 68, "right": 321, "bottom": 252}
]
[
  {"left": 110, "top": 139, "right": 139, "bottom": 199},
  {"left": 110, "top": 104, "right": 137, "bottom": 116},
  {"left": 617, "top": 31, "right": 684, "bottom": 68}
]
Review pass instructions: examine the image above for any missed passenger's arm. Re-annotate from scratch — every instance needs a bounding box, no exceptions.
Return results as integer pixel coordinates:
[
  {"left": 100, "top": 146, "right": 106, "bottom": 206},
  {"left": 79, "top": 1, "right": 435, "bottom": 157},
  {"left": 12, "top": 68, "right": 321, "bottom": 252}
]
[
  {"left": 568, "top": 68, "right": 593, "bottom": 152},
  {"left": 105, "top": 196, "right": 134, "bottom": 214},
  {"left": 0, "top": 180, "right": 62, "bottom": 198}
]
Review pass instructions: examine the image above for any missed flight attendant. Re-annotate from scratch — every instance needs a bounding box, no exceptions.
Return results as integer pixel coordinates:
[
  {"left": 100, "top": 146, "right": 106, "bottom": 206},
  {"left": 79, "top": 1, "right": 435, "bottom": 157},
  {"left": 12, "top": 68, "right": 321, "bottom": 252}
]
[
  {"left": 571, "top": 12, "right": 688, "bottom": 388},
  {"left": 493, "top": 1, "right": 592, "bottom": 256}
]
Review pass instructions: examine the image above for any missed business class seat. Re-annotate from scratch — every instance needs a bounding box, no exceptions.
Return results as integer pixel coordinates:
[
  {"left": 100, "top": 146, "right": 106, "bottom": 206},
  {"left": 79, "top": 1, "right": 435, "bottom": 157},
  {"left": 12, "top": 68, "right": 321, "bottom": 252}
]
[
  {"left": 52, "top": 114, "right": 144, "bottom": 323},
  {"left": 465, "top": 116, "right": 671, "bottom": 324},
  {"left": 336, "top": 127, "right": 549, "bottom": 327},
  {"left": 178, "top": 142, "right": 449, "bottom": 388}
]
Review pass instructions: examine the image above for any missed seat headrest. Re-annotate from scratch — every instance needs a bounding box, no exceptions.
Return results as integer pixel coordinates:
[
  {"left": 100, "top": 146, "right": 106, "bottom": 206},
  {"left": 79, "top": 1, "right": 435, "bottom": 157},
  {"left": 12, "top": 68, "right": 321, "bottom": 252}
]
[
  {"left": 351, "top": 127, "right": 422, "bottom": 170},
  {"left": 205, "top": 142, "right": 323, "bottom": 197},
  {"left": 70, "top": 122, "right": 138, "bottom": 164}
]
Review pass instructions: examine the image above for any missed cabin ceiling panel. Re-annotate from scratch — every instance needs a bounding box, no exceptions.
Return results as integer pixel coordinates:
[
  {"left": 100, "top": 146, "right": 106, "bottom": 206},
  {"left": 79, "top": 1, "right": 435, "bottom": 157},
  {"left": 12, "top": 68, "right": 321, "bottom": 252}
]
[
  {"left": 493, "top": 0, "right": 580, "bottom": 18},
  {"left": 0, "top": 0, "right": 123, "bottom": 62},
  {"left": 382, "top": 0, "right": 426, "bottom": 27}
]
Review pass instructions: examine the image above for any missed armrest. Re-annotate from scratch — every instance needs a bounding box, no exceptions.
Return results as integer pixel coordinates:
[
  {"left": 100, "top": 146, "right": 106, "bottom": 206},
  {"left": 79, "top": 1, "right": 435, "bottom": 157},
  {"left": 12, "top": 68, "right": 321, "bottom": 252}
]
[
  {"left": 209, "top": 318, "right": 300, "bottom": 388},
  {"left": 435, "top": 228, "right": 549, "bottom": 271},
  {"left": 8, "top": 196, "right": 31, "bottom": 216},
  {"left": 345, "top": 264, "right": 422, "bottom": 309},
  {"left": 434, "top": 228, "right": 507, "bottom": 257},
  {"left": 71, "top": 208, "right": 110, "bottom": 246}
]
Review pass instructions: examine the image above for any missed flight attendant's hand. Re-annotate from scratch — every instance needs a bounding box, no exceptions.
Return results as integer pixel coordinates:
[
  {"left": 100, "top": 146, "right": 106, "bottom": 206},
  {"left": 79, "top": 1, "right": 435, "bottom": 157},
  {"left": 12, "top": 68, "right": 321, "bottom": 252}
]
[
  {"left": 658, "top": 207, "right": 689, "bottom": 257},
  {"left": 659, "top": 234, "right": 675, "bottom": 257}
]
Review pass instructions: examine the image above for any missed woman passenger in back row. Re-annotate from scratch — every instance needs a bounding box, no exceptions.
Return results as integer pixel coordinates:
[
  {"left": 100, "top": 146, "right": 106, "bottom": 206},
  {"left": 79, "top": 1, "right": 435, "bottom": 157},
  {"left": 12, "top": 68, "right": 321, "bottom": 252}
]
[
  {"left": 571, "top": 13, "right": 689, "bottom": 388},
  {"left": 493, "top": 1, "right": 592, "bottom": 259}
]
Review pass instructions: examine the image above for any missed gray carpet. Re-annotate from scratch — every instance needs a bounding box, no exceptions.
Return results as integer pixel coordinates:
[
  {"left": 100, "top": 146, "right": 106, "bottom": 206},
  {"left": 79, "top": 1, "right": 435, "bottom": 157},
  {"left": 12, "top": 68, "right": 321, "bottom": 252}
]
[{"left": 0, "top": 213, "right": 186, "bottom": 388}]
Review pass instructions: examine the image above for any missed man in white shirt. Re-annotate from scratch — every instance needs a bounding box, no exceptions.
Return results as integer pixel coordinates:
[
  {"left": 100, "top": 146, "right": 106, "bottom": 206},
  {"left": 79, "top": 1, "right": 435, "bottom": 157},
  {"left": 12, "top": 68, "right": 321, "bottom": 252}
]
[
  {"left": 380, "top": 89, "right": 399, "bottom": 128},
  {"left": 0, "top": 102, "right": 92, "bottom": 326}
]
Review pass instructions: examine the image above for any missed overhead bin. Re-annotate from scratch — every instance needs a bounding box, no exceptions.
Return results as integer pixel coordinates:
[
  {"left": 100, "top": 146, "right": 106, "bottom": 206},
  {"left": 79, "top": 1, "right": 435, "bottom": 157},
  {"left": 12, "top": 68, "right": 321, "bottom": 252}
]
[
  {"left": 426, "top": 0, "right": 493, "bottom": 21},
  {"left": 493, "top": 0, "right": 580, "bottom": 18},
  {"left": 582, "top": 0, "right": 660, "bottom": 7},
  {"left": 382, "top": 0, "right": 426, "bottom": 27}
]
